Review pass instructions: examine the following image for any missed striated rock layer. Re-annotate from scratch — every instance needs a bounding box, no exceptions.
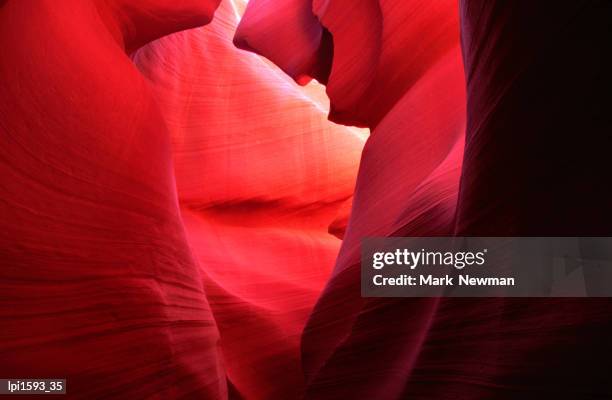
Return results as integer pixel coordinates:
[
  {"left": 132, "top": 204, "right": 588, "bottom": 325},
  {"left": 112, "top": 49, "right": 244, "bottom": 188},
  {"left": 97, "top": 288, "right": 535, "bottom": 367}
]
[
  {"left": 135, "top": 1, "right": 364, "bottom": 398},
  {"left": 236, "top": 0, "right": 612, "bottom": 398},
  {"left": 0, "top": 0, "right": 227, "bottom": 398},
  {"left": 237, "top": 0, "right": 466, "bottom": 398},
  {"left": 1, "top": 0, "right": 363, "bottom": 398},
  {"left": 3, "top": 0, "right": 612, "bottom": 398}
]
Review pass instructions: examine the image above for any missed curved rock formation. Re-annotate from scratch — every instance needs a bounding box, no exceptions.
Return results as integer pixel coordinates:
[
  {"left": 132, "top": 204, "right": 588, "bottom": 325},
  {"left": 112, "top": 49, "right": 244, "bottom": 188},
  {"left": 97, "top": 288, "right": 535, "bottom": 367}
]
[
  {"left": 4, "top": 0, "right": 612, "bottom": 398},
  {"left": 235, "top": 0, "right": 612, "bottom": 398},
  {"left": 236, "top": 0, "right": 466, "bottom": 398},
  {"left": 0, "top": 0, "right": 225, "bottom": 398},
  {"left": 134, "top": 1, "right": 364, "bottom": 398},
  {"left": 1, "top": 0, "right": 364, "bottom": 398}
]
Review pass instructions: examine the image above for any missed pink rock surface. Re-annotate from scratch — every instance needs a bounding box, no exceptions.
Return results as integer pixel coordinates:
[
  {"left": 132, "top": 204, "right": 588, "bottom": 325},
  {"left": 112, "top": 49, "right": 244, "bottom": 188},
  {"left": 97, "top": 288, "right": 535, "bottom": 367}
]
[
  {"left": 235, "top": 0, "right": 612, "bottom": 398},
  {"left": 0, "top": 0, "right": 227, "bottom": 398},
  {"left": 135, "top": 2, "right": 364, "bottom": 397},
  {"left": 236, "top": 1, "right": 466, "bottom": 398},
  {"left": 3, "top": 0, "right": 612, "bottom": 398}
]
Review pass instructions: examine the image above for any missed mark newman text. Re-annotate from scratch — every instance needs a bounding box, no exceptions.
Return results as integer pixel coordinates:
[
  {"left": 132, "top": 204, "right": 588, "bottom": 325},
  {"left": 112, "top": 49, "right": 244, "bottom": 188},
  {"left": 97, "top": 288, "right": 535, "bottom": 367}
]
[{"left": 373, "top": 274, "right": 515, "bottom": 287}]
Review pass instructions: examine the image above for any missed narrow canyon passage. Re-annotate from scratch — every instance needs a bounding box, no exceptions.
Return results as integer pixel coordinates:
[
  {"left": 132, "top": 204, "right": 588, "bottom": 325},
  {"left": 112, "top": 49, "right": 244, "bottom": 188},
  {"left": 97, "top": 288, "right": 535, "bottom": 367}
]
[{"left": 2, "top": 0, "right": 612, "bottom": 399}]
